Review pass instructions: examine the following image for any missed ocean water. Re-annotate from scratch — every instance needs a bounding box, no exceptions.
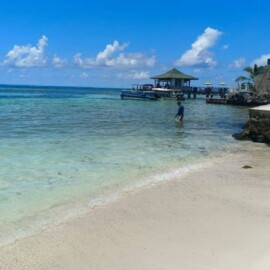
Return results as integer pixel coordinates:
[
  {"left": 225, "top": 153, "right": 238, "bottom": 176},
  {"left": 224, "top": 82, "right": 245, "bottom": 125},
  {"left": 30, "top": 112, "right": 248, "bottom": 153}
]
[{"left": 0, "top": 85, "right": 249, "bottom": 245}]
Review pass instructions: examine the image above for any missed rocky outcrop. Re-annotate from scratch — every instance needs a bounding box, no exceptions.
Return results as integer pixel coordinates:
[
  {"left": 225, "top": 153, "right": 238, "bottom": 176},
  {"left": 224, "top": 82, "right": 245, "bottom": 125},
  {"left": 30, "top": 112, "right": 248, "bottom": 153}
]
[
  {"left": 233, "top": 105, "right": 270, "bottom": 144},
  {"left": 232, "top": 63, "right": 270, "bottom": 143},
  {"left": 248, "top": 116, "right": 270, "bottom": 143},
  {"left": 229, "top": 64, "right": 270, "bottom": 107},
  {"left": 228, "top": 92, "right": 270, "bottom": 106}
]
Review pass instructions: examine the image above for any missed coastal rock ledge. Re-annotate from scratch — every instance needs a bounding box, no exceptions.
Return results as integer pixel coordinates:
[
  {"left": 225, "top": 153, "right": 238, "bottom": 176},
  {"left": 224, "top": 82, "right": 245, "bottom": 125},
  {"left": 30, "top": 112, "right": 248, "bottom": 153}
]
[{"left": 234, "top": 104, "right": 270, "bottom": 144}]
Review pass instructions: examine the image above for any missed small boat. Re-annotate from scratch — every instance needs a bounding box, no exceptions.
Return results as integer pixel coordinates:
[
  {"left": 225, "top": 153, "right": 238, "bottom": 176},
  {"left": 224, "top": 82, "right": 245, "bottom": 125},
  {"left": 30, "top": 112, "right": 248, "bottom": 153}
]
[
  {"left": 121, "top": 90, "right": 160, "bottom": 100},
  {"left": 152, "top": 88, "right": 185, "bottom": 100},
  {"left": 120, "top": 84, "right": 161, "bottom": 101}
]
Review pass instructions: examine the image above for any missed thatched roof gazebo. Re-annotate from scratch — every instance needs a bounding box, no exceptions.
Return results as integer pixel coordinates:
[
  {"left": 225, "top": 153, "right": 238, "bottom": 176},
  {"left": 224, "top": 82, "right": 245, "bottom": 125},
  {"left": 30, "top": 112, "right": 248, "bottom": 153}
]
[{"left": 151, "top": 68, "right": 198, "bottom": 90}]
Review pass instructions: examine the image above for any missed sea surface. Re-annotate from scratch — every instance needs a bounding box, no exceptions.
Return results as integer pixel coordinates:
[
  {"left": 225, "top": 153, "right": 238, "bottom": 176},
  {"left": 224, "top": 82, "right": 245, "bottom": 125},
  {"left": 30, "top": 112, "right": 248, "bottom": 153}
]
[{"left": 0, "top": 85, "right": 249, "bottom": 246}]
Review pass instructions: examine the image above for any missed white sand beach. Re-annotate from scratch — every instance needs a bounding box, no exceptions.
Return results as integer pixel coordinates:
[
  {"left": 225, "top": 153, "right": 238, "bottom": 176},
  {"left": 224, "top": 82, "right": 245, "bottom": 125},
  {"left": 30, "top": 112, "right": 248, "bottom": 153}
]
[{"left": 1, "top": 142, "right": 270, "bottom": 270}]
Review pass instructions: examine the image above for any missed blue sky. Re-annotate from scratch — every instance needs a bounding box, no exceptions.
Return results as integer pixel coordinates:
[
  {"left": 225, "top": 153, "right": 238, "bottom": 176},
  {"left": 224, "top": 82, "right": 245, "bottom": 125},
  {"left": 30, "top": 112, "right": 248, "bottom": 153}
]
[{"left": 0, "top": 0, "right": 269, "bottom": 87}]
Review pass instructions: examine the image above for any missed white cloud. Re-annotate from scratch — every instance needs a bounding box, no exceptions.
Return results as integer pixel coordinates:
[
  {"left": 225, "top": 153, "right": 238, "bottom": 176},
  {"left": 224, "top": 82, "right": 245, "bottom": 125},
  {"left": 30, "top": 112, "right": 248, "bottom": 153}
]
[
  {"left": 251, "top": 54, "right": 270, "bottom": 66},
  {"left": 175, "top": 27, "right": 222, "bottom": 68},
  {"left": 222, "top": 44, "right": 229, "bottom": 50},
  {"left": 52, "top": 55, "right": 68, "bottom": 67},
  {"left": 3, "top": 35, "right": 48, "bottom": 67},
  {"left": 116, "top": 71, "right": 150, "bottom": 80},
  {"left": 96, "top": 40, "right": 128, "bottom": 65},
  {"left": 80, "top": 72, "right": 89, "bottom": 79},
  {"left": 74, "top": 53, "right": 85, "bottom": 66},
  {"left": 132, "top": 71, "right": 150, "bottom": 79},
  {"left": 229, "top": 58, "right": 246, "bottom": 69},
  {"left": 74, "top": 40, "right": 156, "bottom": 68}
]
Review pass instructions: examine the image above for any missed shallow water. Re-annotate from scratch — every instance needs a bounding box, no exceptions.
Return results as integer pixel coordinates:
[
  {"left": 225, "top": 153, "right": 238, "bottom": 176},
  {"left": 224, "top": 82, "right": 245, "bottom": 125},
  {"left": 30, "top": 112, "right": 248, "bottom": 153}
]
[{"left": 0, "top": 85, "right": 249, "bottom": 245}]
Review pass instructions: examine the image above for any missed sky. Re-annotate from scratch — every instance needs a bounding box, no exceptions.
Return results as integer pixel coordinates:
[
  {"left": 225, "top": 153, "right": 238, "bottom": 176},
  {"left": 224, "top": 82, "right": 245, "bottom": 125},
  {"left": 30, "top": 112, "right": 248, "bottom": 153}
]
[{"left": 0, "top": 0, "right": 270, "bottom": 88}]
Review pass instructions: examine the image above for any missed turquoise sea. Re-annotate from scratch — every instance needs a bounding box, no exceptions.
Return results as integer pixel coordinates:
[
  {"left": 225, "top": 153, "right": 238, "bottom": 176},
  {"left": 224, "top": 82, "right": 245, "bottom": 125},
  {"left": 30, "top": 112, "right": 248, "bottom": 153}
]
[{"left": 0, "top": 85, "right": 249, "bottom": 245}]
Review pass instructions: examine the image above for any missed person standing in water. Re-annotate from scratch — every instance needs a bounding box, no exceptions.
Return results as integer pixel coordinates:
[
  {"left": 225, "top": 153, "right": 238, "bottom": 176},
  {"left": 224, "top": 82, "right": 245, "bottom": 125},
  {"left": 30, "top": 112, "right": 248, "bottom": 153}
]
[{"left": 175, "top": 101, "right": 184, "bottom": 121}]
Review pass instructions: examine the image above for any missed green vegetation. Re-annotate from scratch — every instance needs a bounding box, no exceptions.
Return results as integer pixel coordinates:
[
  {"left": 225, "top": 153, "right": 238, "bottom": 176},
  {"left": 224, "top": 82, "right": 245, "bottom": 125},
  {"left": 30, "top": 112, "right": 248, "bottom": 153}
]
[{"left": 235, "top": 64, "right": 266, "bottom": 91}]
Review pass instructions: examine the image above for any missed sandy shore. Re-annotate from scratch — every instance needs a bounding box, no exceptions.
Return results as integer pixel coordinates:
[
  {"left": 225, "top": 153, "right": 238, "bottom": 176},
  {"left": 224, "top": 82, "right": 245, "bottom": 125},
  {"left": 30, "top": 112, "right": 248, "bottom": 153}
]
[{"left": 1, "top": 142, "right": 270, "bottom": 270}]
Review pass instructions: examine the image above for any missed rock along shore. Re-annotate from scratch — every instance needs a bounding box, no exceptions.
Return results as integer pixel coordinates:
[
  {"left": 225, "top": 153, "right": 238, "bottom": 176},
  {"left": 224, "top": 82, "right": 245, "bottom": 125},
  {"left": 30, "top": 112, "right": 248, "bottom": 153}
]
[{"left": 234, "top": 104, "right": 270, "bottom": 144}]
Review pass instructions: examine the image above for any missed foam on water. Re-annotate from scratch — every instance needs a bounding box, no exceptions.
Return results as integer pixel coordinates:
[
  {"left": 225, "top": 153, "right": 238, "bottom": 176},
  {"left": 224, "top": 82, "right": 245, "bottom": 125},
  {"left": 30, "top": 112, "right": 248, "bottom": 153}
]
[{"left": 0, "top": 85, "right": 250, "bottom": 246}]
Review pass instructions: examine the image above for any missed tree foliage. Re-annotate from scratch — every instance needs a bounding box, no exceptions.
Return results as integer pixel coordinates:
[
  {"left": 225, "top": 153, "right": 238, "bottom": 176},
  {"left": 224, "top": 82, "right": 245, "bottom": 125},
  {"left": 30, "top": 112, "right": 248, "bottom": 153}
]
[{"left": 235, "top": 64, "right": 265, "bottom": 83}]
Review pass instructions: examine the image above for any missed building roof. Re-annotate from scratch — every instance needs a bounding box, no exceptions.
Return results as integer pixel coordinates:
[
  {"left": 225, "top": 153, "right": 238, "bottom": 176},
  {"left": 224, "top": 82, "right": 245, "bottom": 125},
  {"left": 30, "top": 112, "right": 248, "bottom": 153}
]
[{"left": 151, "top": 68, "right": 198, "bottom": 80}]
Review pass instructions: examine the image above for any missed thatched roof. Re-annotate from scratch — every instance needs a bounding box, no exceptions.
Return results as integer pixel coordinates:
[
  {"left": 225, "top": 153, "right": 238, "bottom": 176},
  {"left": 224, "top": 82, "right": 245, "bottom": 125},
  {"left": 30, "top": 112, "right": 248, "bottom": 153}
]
[{"left": 151, "top": 68, "right": 198, "bottom": 80}]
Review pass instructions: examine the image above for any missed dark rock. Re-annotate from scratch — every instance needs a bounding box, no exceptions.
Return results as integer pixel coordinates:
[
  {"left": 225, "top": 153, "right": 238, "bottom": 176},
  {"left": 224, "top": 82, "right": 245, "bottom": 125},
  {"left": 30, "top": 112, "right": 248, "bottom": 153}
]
[
  {"left": 228, "top": 92, "right": 270, "bottom": 107},
  {"left": 234, "top": 117, "right": 270, "bottom": 145},
  {"left": 250, "top": 134, "right": 269, "bottom": 143},
  {"left": 233, "top": 131, "right": 250, "bottom": 141},
  {"left": 242, "top": 165, "right": 252, "bottom": 169},
  {"left": 233, "top": 123, "right": 250, "bottom": 141}
]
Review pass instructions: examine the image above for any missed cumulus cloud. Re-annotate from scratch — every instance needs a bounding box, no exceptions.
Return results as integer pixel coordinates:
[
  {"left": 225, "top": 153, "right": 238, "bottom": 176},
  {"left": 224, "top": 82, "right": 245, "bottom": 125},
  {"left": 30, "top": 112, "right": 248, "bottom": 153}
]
[
  {"left": 229, "top": 58, "right": 246, "bottom": 69},
  {"left": 175, "top": 27, "right": 222, "bottom": 68},
  {"left": 96, "top": 40, "right": 128, "bottom": 65},
  {"left": 3, "top": 35, "right": 48, "bottom": 67},
  {"left": 251, "top": 54, "right": 270, "bottom": 66},
  {"left": 116, "top": 71, "right": 150, "bottom": 80},
  {"left": 74, "top": 40, "right": 156, "bottom": 68},
  {"left": 222, "top": 44, "right": 229, "bottom": 50},
  {"left": 52, "top": 55, "right": 68, "bottom": 67}
]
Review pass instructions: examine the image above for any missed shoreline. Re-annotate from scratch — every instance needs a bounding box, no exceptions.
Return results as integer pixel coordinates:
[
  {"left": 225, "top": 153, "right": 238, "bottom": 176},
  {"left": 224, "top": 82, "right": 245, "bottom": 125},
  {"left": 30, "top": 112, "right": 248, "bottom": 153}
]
[
  {"left": 1, "top": 142, "right": 270, "bottom": 269},
  {"left": 0, "top": 141, "right": 246, "bottom": 247}
]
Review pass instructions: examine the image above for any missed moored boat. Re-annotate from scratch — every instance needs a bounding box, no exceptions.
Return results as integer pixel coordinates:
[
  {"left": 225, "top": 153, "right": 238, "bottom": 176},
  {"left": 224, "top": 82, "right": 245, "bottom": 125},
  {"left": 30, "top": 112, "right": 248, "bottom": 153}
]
[
  {"left": 152, "top": 88, "right": 185, "bottom": 100},
  {"left": 121, "top": 90, "right": 160, "bottom": 100},
  {"left": 120, "top": 84, "right": 161, "bottom": 101}
]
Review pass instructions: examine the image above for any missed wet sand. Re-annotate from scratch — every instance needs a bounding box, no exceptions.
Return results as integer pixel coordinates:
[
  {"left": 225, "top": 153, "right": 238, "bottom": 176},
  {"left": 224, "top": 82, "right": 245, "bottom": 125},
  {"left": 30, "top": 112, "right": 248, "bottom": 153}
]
[{"left": 1, "top": 142, "right": 270, "bottom": 270}]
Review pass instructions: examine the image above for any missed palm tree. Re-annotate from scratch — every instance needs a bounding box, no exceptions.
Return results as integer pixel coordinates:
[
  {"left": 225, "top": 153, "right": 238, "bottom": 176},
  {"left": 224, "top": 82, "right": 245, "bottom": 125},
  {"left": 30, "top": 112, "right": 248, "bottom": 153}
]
[
  {"left": 235, "top": 64, "right": 265, "bottom": 91},
  {"left": 235, "top": 66, "right": 255, "bottom": 82}
]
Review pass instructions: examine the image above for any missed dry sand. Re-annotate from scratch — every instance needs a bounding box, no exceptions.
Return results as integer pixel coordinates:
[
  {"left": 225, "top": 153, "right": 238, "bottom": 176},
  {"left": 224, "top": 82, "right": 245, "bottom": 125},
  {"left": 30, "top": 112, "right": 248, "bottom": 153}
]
[{"left": 1, "top": 142, "right": 270, "bottom": 270}]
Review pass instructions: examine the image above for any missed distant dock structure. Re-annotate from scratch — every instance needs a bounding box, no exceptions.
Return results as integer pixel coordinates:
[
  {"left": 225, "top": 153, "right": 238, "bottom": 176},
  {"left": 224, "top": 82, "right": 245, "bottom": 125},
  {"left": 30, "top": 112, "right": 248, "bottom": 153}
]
[{"left": 151, "top": 68, "right": 199, "bottom": 98}]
